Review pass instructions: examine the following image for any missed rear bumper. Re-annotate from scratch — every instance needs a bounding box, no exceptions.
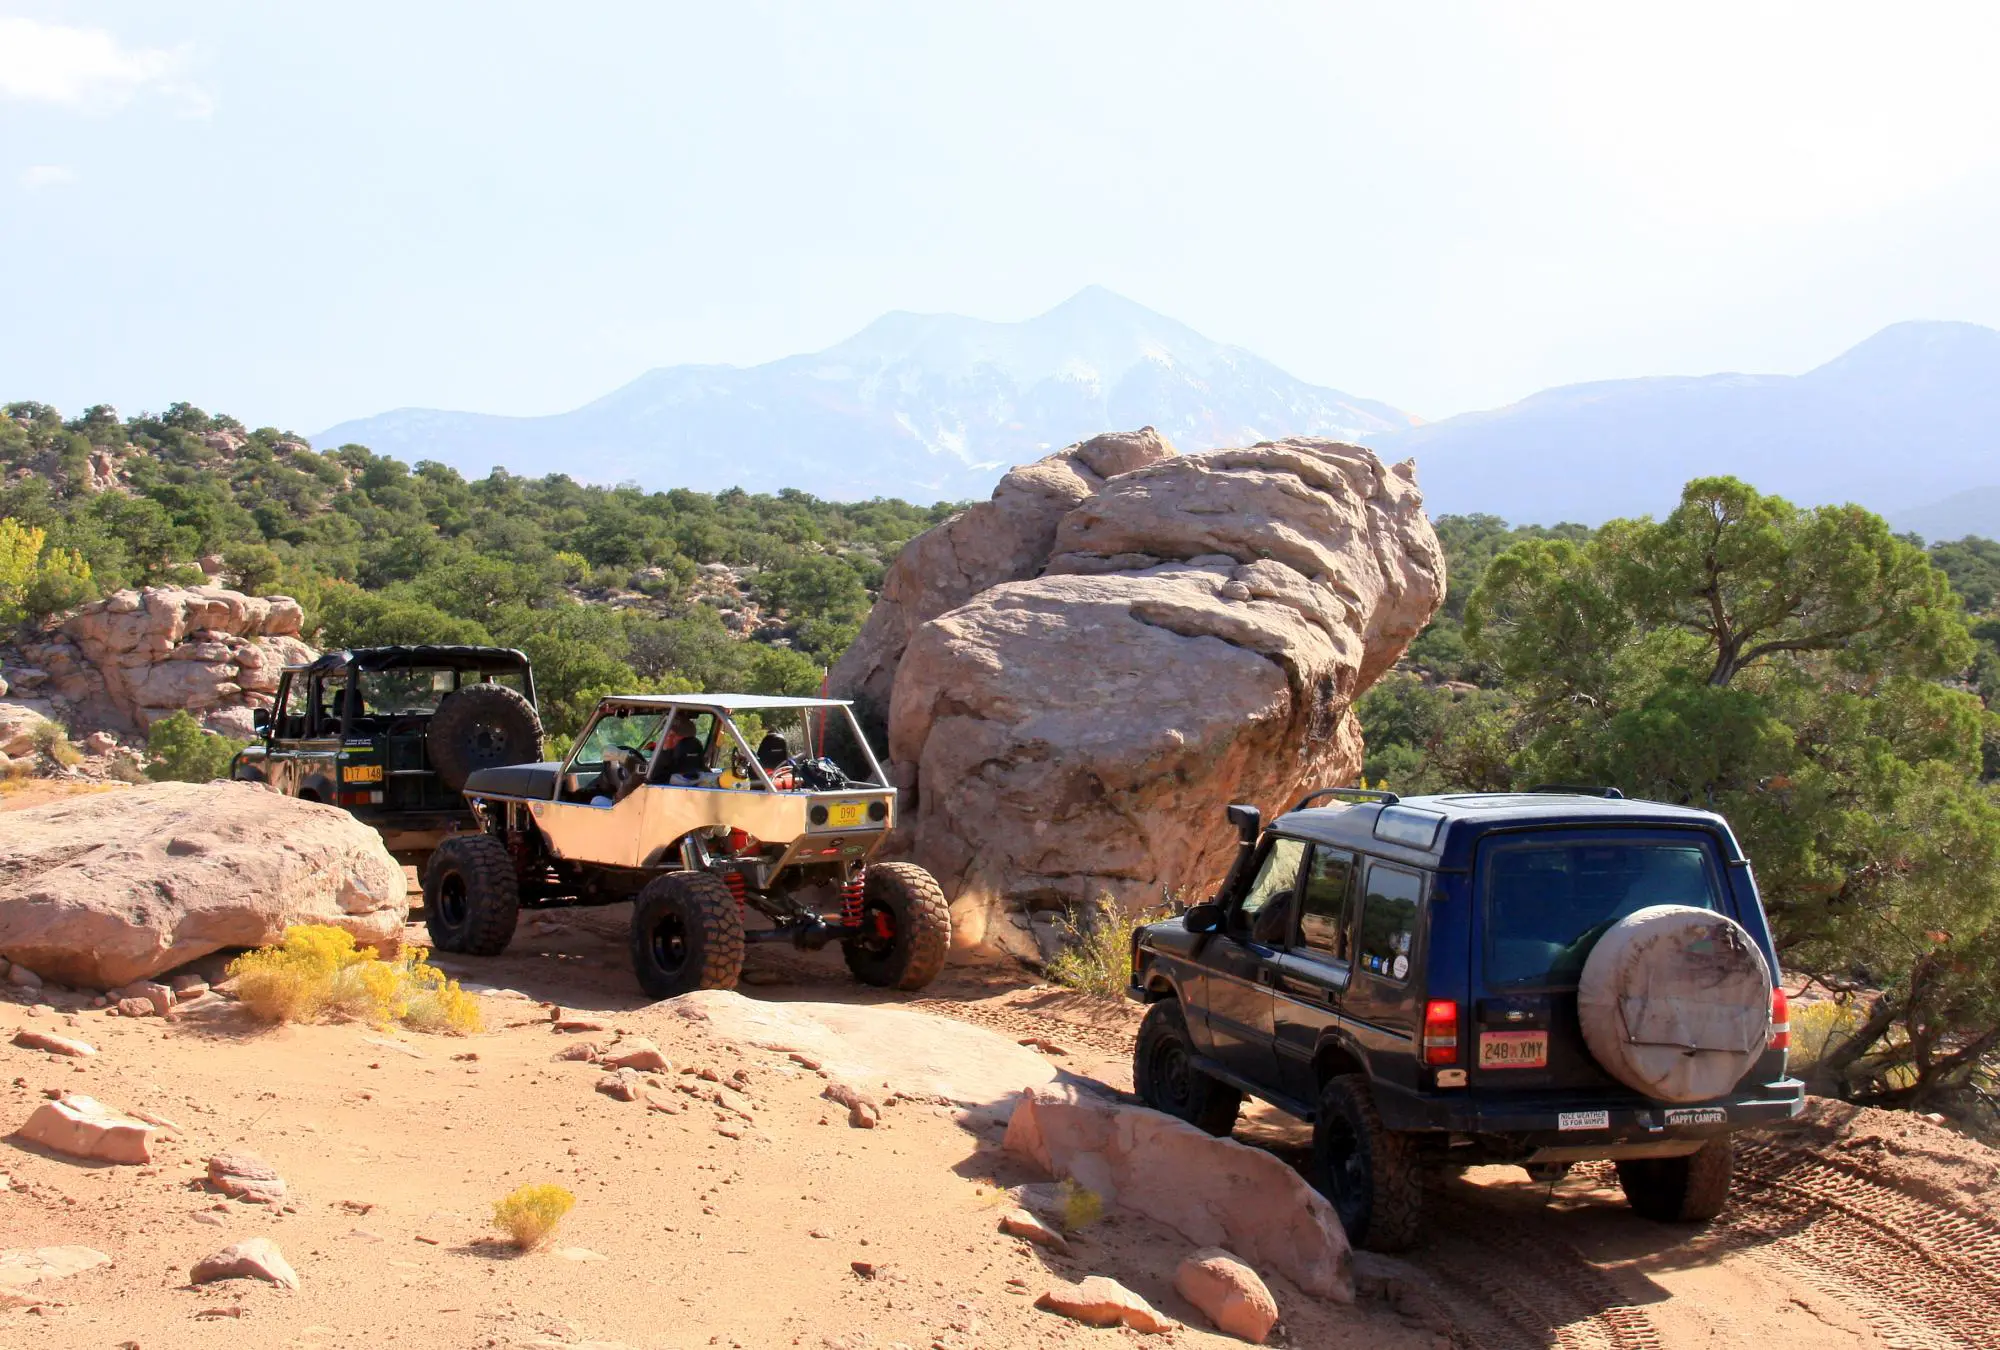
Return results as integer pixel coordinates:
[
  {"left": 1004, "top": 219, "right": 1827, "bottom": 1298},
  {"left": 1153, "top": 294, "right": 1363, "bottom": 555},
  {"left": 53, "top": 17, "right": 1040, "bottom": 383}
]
[{"left": 1375, "top": 1077, "right": 1807, "bottom": 1144}]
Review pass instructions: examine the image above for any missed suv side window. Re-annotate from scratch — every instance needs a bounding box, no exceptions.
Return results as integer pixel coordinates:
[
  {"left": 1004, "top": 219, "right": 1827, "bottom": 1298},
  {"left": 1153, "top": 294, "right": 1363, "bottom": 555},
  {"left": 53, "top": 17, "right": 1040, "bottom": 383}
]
[
  {"left": 1300, "top": 847, "right": 1356, "bottom": 959},
  {"left": 1356, "top": 861, "right": 1423, "bottom": 983},
  {"left": 1238, "top": 836, "right": 1307, "bottom": 945},
  {"left": 280, "top": 675, "right": 310, "bottom": 738}
]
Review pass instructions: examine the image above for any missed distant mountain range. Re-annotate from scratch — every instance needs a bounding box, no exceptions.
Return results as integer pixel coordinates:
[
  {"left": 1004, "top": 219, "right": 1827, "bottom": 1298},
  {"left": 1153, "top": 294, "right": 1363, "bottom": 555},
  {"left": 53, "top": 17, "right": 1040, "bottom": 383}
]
[
  {"left": 1371, "top": 320, "right": 2000, "bottom": 538},
  {"left": 314, "top": 294, "right": 2000, "bottom": 539},
  {"left": 313, "top": 287, "right": 1413, "bottom": 503}
]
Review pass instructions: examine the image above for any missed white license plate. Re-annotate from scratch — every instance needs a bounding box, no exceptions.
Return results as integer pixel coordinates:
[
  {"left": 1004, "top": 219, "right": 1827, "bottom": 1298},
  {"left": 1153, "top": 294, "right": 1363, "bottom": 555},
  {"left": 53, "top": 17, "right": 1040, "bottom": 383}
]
[
  {"left": 1559, "top": 1110, "right": 1611, "bottom": 1132},
  {"left": 1478, "top": 1031, "right": 1548, "bottom": 1069}
]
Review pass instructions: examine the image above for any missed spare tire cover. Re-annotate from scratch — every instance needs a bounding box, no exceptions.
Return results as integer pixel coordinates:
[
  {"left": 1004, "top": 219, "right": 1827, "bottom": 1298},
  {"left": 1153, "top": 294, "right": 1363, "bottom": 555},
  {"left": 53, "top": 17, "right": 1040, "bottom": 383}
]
[{"left": 1577, "top": 903, "right": 1772, "bottom": 1103}]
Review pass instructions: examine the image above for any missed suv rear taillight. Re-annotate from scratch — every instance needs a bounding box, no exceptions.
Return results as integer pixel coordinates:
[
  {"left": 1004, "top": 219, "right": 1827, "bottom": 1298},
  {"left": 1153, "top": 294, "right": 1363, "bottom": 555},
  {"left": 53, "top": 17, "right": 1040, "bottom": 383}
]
[
  {"left": 1770, "top": 988, "right": 1790, "bottom": 1052},
  {"left": 1422, "top": 999, "right": 1459, "bottom": 1066}
]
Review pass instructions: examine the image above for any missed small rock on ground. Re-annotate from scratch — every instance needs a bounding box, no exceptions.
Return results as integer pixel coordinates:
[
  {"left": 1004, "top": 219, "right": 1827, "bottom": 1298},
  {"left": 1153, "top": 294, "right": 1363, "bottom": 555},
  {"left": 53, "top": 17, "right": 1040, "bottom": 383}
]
[
  {"left": 1036, "top": 1276, "right": 1177, "bottom": 1333},
  {"left": 18, "top": 1094, "right": 156, "bottom": 1164},
  {"left": 11, "top": 1028, "right": 95, "bottom": 1057},
  {"left": 822, "top": 1082, "right": 880, "bottom": 1128},
  {"left": 600, "top": 1037, "right": 669, "bottom": 1072},
  {"left": 999, "top": 1207, "right": 1071, "bottom": 1255},
  {"left": 207, "top": 1151, "right": 287, "bottom": 1203},
  {"left": 1174, "top": 1247, "right": 1281, "bottom": 1344},
  {"left": 190, "top": 1237, "right": 299, "bottom": 1290}
]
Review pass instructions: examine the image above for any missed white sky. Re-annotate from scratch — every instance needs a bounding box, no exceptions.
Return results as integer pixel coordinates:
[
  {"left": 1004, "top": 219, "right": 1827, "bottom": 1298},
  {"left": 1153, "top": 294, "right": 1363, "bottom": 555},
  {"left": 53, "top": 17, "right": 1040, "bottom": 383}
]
[{"left": 6, "top": 2, "right": 2000, "bottom": 431}]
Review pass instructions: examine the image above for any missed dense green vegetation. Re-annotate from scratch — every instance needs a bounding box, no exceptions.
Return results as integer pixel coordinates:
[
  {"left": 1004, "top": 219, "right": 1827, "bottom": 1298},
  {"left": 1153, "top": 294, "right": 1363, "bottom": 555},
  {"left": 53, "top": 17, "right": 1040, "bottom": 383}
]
[
  {"left": 1366, "top": 481, "right": 2000, "bottom": 1122},
  {"left": 0, "top": 401, "right": 958, "bottom": 735}
]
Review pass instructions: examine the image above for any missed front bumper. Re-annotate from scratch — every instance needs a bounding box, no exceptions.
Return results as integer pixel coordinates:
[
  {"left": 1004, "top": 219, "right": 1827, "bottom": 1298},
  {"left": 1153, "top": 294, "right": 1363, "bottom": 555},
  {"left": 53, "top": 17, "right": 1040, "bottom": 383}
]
[{"left": 1375, "top": 1077, "right": 1807, "bottom": 1145}]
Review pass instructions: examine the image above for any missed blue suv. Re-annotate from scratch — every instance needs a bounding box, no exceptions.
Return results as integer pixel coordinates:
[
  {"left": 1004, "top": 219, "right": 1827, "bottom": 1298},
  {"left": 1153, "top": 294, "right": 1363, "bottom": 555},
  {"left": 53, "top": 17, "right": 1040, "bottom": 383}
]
[{"left": 1128, "top": 788, "right": 1805, "bottom": 1251}]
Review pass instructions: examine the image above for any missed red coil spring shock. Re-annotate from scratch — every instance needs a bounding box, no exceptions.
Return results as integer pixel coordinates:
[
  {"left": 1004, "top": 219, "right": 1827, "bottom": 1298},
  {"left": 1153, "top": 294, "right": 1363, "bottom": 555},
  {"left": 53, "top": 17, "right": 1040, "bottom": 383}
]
[
  {"left": 722, "top": 872, "right": 747, "bottom": 906},
  {"left": 841, "top": 870, "right": 866, "bottom": 928}
]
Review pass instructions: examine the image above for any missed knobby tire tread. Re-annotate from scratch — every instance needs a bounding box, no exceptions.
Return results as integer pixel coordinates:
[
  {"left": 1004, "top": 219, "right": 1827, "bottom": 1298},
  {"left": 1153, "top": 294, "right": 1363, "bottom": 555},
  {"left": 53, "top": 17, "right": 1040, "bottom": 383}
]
[{"left": 423, "top": 833, "right": 520, "bottom": 956}]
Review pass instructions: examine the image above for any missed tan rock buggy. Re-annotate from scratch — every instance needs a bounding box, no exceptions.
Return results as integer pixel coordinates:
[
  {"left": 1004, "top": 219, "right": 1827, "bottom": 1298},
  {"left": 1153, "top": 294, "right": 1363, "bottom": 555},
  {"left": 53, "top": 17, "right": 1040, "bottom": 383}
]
[{"left": 422, "top": 694, "right": 952, "bottom": 998}]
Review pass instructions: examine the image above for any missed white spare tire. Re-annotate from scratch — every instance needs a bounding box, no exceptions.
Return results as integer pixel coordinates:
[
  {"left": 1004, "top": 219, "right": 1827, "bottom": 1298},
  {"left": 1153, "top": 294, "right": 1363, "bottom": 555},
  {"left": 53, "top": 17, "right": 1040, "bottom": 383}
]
[{"left": 1578, "top": 904, "right": 1772, "bottom": 1104}]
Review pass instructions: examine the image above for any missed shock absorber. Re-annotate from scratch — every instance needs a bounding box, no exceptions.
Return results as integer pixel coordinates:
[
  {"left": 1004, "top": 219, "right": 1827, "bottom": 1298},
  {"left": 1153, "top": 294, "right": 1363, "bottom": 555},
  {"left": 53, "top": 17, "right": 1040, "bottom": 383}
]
[
  {"left": 841, "top": 869, "right": 866, "bottom": 928},
  {"left": 722, "top": 871, "right": 747, "bottom": 906}
]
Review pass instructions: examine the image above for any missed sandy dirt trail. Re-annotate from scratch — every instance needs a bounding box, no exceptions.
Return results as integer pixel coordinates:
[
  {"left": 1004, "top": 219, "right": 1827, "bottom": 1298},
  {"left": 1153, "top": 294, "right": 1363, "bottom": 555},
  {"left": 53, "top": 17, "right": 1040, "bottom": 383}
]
[{"left": 4, "top": 887, "right": 1998, "bottom": 1349}]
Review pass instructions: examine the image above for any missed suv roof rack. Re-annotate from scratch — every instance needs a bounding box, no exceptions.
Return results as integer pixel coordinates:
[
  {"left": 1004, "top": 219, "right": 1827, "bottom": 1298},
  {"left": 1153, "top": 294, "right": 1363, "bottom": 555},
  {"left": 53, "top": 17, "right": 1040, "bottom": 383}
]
[
  {"left": 1527, "top": 783, "right": 1624, "bottom": 799},
  {"left": 1293, "top": 786, "right": 1401, "bottom": 812}
]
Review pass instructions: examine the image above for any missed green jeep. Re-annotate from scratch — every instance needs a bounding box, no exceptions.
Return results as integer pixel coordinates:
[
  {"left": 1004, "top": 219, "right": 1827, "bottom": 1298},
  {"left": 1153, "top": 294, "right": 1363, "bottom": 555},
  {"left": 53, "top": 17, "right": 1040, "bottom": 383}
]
[{"left": 233, "top": 645, "right": 543, "bottom": 870}]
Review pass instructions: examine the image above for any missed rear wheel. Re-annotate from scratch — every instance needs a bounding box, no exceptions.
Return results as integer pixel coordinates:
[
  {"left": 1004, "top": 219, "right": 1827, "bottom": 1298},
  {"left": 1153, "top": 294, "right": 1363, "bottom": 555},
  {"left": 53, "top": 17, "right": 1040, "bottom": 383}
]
[
  {"left": 1312, "top": 1073, "right": 1425, "bottom": 1251},
  {"left": 630, "top": 872, "right": 745, "bottom": 1000},
  {"left": 1617, "top": 1137, "right": 1735, "bottom": 1223},
  {"left": 1133, "top": 999, "right": 1242, "bottom": 1137},
  {"left": 841, "top": 862, "right": 951, "bottom": 990},
  {"left": 422, "top": 833, "right": 520, "bottom": 956}
]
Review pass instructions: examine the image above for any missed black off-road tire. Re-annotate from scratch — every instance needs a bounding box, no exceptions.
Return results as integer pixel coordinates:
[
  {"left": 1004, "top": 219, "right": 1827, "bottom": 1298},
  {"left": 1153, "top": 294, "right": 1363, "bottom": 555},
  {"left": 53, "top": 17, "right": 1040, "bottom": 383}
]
[
  {"left": 426, "top": 683, "right": 544, "bottom": 793},
  {"left": 1617, "top": 1136, "right": 1735, "bottom": 1223},
  {"left": 422, "top": 833, "right": 520, "bottom": 956},
  {"left": 841, "top": 862, "right": 952, "bottom": 991},
  {"left": 630, "top": 872, "right": 746, "bottom": 1000},
  {"left": 1133, "top": 999, "right": 1243, "bottom": 1137},
  {"left": 1313, "top": 1073, "right": 1425, "bottom": 1251}
]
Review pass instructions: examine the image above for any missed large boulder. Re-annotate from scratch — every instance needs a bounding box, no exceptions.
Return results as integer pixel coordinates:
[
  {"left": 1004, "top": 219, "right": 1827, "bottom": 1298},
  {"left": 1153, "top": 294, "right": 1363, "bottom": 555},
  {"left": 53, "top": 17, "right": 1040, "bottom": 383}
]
[
  {"left": 16, "top": 585, "right": 314, "bottom": 737},
  {"left": 0, "top": 781, "right": 406, "bottom": 989},
  {"left": 835, "top": 432, "right": 1443, "bottom": 949},
  {"left": 830, "top": 427, "right": 1178, "bottom": 732}
]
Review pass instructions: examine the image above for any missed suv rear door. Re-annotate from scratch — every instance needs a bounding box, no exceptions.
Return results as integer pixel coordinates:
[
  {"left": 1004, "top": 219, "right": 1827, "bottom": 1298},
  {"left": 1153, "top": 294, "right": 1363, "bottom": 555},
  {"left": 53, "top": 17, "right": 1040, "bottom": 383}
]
[{"left": 1468, "top": 828, "right": 1734, "bottom": 1096}]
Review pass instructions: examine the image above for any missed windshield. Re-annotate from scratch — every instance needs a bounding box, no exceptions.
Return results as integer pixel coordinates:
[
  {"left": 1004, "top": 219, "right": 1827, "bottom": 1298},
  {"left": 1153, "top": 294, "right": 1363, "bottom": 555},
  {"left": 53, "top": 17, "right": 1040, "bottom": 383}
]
[
  {"left": 1481, "top": 835, "right": 1723, "bottom": 988},
  {"left": 569, "top": 708, "right": 668, "bottom": 770}
]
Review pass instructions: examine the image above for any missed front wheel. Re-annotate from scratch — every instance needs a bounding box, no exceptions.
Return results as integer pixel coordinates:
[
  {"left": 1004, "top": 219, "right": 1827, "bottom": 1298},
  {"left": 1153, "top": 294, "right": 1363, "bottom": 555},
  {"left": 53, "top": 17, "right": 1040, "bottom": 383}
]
[
  {"left": 630, "top": 872, "right": 745, "bottom": 1000},
  {"left": 422, "top": 833, "right": 520, "bottom": 956},
  {"left": 841, "top": 862, "right": 952, "bottom": 991},
  {"left": 1133, "top": 999, "right": 1242, "bottom": 1137},
  {"left": 1617, "top": 1136, "right": 1734, "bottom": 1223},
  {"left": 1312, "top": 1073, "right": 1425, "bottom": 1251}
]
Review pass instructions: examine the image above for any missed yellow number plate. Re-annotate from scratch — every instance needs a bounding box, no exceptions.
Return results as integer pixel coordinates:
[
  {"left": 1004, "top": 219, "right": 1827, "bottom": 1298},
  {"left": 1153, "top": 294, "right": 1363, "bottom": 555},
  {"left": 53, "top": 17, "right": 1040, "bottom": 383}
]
[
  {"left": 826, "top": 801, "right": 869, "bottom": 829},
  {"left": 343, "top": 763, "right": 383, "bottom": 783},
  {"left": 1478, "top": 1031, "right": 1548, "bottom": 1069}
]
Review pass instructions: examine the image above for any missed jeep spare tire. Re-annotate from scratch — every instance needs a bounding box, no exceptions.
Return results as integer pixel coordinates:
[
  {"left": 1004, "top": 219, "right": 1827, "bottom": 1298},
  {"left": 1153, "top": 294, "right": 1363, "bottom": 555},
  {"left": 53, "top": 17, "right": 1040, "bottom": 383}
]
[
  {"left": 1578, "top": 903, "right": 1773, "bottom": 1104},
  {"left": 426, "top": 683, "right": 543, "bottom": 792}
]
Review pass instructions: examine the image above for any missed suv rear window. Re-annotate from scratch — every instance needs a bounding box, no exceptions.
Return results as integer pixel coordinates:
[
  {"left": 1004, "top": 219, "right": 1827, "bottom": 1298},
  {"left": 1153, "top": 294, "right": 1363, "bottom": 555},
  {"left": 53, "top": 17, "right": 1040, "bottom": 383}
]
[{"left": 1482, "top": 835, "right": 1723, "bottom": 988}]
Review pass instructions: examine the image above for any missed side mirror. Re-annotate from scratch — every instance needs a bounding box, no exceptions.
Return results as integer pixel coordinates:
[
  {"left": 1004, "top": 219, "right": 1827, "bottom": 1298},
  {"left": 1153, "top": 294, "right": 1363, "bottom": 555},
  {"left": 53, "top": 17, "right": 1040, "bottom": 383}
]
[
  {"left": 252, "top": 708, "right": 270, "bottom": 731},
  {"left": 1225, "top": 803, "right": 1261, "bottom": 844},
  {"left": 1183, "top": 902, "right": 1224, "bottom": 934}
]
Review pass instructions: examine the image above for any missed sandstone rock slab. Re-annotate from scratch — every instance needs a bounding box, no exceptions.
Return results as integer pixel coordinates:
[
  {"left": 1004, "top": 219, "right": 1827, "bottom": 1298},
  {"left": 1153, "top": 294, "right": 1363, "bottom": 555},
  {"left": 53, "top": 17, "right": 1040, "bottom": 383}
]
[
  {"left": 0, "top": 781, "right": 407, "bottom": 989},
  {"left": 655, "top": 990, "right": 1058, "bottom": 1113},
  {"left": 1175, "top": 1247, "right": 1281, "bottom": 1343},
  {"left": 0, "top": 1245, "right": 111, "bottom": 1305},
  {"left": 1004, "top": 1085, "right": 1351, "bottom": 1301},
  {"left": 17, "top": 1094, "right": 157, "bottom": 1164},
  {"left": 208, "top": 1151, "right": 287, "bottom": 1203}
]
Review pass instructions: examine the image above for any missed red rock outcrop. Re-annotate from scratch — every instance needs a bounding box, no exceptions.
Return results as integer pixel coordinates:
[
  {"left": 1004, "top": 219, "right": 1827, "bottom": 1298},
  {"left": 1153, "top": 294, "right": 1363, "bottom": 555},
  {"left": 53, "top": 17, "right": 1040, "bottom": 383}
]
[
  {"left": 831, "top": 428, "right": 1443, "bottom": 950},
  {"left": 14, "top": 584, "right": 314, "bottom": 737}
]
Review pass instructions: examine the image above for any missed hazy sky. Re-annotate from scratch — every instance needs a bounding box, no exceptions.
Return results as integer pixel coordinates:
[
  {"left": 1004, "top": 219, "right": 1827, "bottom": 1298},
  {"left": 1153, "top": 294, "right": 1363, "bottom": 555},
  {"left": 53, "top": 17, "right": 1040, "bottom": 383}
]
[{"left": 8, "top": 3, "right": 2000, "bottom": 432}]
